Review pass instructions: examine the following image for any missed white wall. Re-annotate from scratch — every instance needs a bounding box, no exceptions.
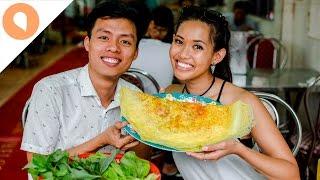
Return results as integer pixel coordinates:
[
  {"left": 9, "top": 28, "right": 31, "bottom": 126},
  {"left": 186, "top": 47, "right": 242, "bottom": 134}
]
[
  {"left": 282, "top": 0, "right": 320, "bottom": 71},
  {"left": 222, "top": 0, "right": 282, "bottom": 38},
  {"left": 224, "top": 0, "right": 319, "bottom": 72}
]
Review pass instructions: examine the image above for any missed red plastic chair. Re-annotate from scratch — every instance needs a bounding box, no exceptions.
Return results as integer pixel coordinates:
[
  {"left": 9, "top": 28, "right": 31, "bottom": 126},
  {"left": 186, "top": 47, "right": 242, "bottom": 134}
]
[{"left": 246, "top": 37, "right": 287, "bottom": 69}]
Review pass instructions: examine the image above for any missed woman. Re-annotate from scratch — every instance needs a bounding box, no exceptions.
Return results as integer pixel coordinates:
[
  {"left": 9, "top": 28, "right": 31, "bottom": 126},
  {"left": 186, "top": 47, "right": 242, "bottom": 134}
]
[
  {"left": 166, "top": 6, "right": 300, "bottom": 180},
  {"left": 145, "top": 6, "right": 174, "bottom": 43}
]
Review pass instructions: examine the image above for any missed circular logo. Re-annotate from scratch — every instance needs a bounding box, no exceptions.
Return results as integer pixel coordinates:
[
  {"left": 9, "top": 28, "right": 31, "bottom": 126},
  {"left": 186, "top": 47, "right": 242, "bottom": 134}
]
[{"left": 3, "top": 3, "right": 39, "bottom": 40}]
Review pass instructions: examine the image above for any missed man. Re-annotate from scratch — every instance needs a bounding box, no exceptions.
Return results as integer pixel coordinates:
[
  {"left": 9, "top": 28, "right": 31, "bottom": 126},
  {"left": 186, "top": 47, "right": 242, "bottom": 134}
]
[
  {"left": 21, "top": 1, "right": 151, "bottom": 162},
  {"left": 226, "top": 1, "right": 258, "bottom": 31}
]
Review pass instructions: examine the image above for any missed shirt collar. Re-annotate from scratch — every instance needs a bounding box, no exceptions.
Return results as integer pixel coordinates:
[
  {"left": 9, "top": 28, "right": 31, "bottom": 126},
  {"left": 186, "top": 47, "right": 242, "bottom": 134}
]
[
  {"left": 78, "top": 65, "right": 97, "bottom": 97},
  {"left": 77, "top": 65, "right": 128, "bottom": 109}
]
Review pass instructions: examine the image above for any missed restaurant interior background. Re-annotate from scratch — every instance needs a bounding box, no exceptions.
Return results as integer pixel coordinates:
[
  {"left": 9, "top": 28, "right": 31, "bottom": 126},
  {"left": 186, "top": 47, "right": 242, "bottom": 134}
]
[{"left": 0, "top": 0, "right": 319, "bottom": 179}]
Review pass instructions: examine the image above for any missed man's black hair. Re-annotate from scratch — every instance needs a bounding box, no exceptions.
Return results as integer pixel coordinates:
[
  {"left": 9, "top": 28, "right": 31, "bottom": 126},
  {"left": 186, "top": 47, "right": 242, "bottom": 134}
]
[
  {"left": 86, "top": 0, "right": 143, "bottom": 47},
  {"left": 233, "top": 1, "right": 250, "bottom": 14}
]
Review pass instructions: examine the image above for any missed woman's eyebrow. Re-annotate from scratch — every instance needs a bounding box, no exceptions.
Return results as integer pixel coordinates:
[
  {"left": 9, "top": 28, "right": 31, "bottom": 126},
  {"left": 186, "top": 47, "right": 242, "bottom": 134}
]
[
  {"left": 175, "top": 34, "right": 184, "bottom": 39},
  {"left": 176, "top": 34, "right": 207, "bottom": 45},
  {"left": 193, "top": 40, "right": 207, "bottom": 45}
]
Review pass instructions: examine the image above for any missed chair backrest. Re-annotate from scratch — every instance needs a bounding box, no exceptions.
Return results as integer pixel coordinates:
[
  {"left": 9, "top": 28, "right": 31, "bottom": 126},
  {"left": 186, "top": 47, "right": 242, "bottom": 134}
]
[
  {"left": 252, "top": 91, "right": 302, "bottom": 156},
  {"left": 22, "top": 98, "right": 31, "bottom": 128},
  {"left": 246, "top": 33, "right": 264, "bottom": 68},
  {"left": 246, "top": 37, "right": 287, "bottom": 69},
  {"left": 260, "top": 98, "right": 279, "bottom": 127},
  {"left": 303, "top": 75, "right": 320, "bottom": 161},
  {"left": 127, "top": 68, "right": 160, "bottom": 94},
  {"left": 121, "top": 73, "right": 144, "bottom": 92}
]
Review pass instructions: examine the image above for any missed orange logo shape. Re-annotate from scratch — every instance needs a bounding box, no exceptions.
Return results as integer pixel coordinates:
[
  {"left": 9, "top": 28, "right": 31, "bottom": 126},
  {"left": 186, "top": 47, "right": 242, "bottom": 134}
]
[{"left": 3, "top": 3, "right": 39, "bottom": 40}]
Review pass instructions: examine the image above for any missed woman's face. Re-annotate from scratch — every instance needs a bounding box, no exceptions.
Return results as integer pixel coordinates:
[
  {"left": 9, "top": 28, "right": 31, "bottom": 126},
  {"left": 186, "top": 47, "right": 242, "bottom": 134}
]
[{"left": 170, "top": 20, "right": 215, "bottom": 81}]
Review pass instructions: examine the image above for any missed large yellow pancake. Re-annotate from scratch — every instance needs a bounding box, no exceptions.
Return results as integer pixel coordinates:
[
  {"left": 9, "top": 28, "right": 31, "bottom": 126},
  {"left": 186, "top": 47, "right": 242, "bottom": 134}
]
[{"left": 120, "top": 87, "right": 254, "bottom": 152}]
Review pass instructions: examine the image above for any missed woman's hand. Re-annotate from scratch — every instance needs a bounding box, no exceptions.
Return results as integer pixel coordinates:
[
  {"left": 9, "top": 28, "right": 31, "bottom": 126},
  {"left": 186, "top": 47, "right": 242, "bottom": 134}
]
[
  {"left": 186, "top": 139, "right": 242, "bottom": 161},
  {"left": 102, "top": 121, "right": 139, "bottom": 151}
]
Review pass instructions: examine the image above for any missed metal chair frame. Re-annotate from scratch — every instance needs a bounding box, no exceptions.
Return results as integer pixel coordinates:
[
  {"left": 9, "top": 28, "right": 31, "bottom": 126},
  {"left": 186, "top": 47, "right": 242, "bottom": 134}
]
[
  {"left": 246, "top": 37, "right": 288, "bottom": 69},
  {"left": 253, "top": 91, "right": 302, "bottom": 156},
  {"left": 22, "top": 98, "right": 31, "bottom": 128},
  {"left": 127, "top": 68, "right": 161, "bottom": 93},
  {"left": 260, "top": 98, "right": 280, "bottom": 127},
  {"left": 121, "top": 72, "right": 145, "bottom": 92},
  {"left": 303, "top": 75, "right": 320, "bottom": 178}
]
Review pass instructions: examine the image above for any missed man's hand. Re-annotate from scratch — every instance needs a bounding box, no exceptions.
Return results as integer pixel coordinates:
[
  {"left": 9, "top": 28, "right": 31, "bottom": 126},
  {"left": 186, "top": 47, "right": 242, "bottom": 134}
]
[{"left": 102, "top": 121, "right": 139, "bottom": 150}]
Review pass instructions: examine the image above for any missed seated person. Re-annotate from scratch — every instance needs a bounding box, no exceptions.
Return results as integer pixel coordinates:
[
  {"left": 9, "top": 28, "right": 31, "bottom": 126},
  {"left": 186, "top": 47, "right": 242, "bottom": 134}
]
[
  {"left": 145, "top": 6, "right": 174, "bottom": 43},
  {"left": 225, "top": 1, "right": 258, "bottom": 31},
  {"left": 131, "top": 5, "right": 174, "bottom": 92},
  {"left": 21, "top": 1, "right": 152, "bottom": 166}
]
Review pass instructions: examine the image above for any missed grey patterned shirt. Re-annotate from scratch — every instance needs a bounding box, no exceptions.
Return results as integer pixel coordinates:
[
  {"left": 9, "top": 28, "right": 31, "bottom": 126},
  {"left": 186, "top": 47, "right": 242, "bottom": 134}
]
[{"left": 21, "top": 65, "right": 139, "bottom": 154}]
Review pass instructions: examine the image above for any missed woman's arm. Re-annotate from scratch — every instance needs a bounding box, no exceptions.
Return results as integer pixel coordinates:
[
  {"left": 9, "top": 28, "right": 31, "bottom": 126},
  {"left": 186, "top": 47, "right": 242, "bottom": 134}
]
[
  {"left": 238, "top": 92, "right": 299, "bottom": 179},
  {"left": 188, "top": 90, "right": 300, "bottom": 179}
]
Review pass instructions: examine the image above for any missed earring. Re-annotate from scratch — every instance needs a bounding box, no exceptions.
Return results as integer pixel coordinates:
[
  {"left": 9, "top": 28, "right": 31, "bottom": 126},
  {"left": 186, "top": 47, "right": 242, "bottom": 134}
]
[{"left": 210, "top": 63, "right": 216, "bottom": 72}]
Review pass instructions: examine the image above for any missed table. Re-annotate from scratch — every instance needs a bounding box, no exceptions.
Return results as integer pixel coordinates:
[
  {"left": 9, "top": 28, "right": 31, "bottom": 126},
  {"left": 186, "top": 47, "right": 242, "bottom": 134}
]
[
  {"left": 233, "top": 68, "right": 320, "bottom": 116},
  {"left": 233, "top": 68, "right": 319, "bottom": 90}
]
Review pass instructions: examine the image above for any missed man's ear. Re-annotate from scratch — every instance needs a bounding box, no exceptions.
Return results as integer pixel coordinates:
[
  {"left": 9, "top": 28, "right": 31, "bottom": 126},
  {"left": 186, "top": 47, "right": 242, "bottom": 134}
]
[
  {"left": 211, "top": 48, "right": 226, "bottom": 65},
  {"left": 84, "top": 36, "right": 90, "bottom": 52}
]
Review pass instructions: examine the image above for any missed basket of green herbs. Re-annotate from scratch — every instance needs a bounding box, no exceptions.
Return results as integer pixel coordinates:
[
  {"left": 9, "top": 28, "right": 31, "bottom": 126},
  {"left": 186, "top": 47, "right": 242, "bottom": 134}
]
[{"left": 23, "top": 149, "right": 160, "bottom": 180}]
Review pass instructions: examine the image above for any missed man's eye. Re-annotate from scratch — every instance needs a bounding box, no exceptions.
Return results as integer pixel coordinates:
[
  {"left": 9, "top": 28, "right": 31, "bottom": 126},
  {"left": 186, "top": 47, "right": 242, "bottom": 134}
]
[
  {"left": 174, "top": 39, "right": 183, "bottom": 45},
  {"left": 98, "top": 36, "right": 108, "bottom": 40},
  {"left": 121, "top": 40, "right": 132, "bottom": 46},
  {"left": 194, "top": 45, "right": 203, "bottom": 50}
]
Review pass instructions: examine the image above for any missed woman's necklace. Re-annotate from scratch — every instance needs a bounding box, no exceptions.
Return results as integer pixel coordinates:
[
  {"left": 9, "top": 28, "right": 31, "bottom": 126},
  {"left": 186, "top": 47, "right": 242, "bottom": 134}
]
[{"left": 182, "top": 76, "right": 215, "bottom": 96}]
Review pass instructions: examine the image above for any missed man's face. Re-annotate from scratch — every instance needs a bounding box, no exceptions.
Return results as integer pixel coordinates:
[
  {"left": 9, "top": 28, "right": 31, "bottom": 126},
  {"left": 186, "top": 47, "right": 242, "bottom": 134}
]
[
  {"left": 234, "top": 9, "right": 246, "bottom": 25},
  {"left": 84, "top": 17, "right": 138, "bottom": 80}
]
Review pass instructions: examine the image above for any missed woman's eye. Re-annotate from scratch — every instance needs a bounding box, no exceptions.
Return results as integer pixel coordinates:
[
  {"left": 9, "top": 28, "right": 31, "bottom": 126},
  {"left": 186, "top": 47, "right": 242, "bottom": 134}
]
[
  {"left": 194, "top": 44, "right": 203, "bottom": 50},
  {"left": 98, "top": 36, "right": 108, "bottom": 40},
  {"left": 174, "top": 39, "right": 183, "bottom": 45}
]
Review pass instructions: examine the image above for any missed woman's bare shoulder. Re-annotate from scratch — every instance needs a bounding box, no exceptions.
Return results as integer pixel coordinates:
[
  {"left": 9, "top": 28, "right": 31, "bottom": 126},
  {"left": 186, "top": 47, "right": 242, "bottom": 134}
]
[
  {"left": 223, "top": 82, "right": 258, "bottom": 104},
  {"left": 165, "top": 84, "right": 184, "bottom": 93}
]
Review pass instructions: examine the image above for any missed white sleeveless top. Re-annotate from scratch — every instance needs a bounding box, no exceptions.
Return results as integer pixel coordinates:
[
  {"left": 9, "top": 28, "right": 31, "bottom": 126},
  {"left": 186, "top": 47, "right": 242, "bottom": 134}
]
[{"left": 173, "top": 152, "right": 266, "bottom": 180}]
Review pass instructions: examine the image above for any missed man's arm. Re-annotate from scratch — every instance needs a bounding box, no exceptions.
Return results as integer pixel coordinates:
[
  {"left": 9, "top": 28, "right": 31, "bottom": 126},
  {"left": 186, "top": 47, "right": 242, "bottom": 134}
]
[{"left": 26, "top": 121, "right": 139, "bottom": 162}]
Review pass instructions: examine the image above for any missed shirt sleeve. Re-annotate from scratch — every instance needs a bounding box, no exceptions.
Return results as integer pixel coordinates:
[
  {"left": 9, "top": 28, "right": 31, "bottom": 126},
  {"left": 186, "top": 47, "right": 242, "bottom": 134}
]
[{"left": 21, "top": 79, "right": 61, "bottom": 155}]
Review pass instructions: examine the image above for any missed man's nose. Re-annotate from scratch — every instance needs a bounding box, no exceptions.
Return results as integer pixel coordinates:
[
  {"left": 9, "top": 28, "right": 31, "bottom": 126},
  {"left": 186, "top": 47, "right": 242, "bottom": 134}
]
[{"left": 106, "top": 39, "right": 120, "bottom": 53}]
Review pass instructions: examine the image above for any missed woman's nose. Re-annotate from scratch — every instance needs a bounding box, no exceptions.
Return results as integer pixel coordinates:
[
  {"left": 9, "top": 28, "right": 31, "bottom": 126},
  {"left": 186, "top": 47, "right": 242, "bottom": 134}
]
[{"left": 178, "top": 45, "right": 190, "bottom": 59}]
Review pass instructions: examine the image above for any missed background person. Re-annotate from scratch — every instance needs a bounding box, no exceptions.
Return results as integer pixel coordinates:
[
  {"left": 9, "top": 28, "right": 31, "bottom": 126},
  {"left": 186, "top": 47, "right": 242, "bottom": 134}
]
[
  {"left": 131, "top": 4, "right": 174, "bottom": 93},
  {"left": 226, "top": 1, "right": 258, "bottom": 31},
  {"left": 145, "top": 6, "right": 174, "bottom": 43}
]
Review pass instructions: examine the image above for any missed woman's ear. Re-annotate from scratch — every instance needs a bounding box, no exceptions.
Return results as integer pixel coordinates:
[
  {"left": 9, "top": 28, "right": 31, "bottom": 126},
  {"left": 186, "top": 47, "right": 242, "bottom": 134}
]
[{"left": 211, "top": 48, "right": 226, "bottom": 65}]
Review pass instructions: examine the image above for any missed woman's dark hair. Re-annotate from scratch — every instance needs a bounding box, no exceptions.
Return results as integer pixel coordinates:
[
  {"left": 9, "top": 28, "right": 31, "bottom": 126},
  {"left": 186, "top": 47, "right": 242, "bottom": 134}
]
[
  {"left": 86, "top": 0, "right": 144, "bottom": 47},
  {"left": 175, "top": 6, "right": 232, "bottom": 82},
  {"left": 151, "top": 6, "right": 174, "bottom": 43}
]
